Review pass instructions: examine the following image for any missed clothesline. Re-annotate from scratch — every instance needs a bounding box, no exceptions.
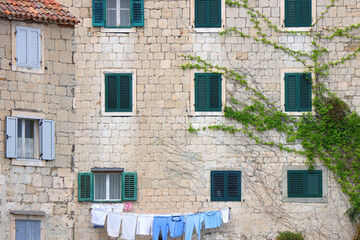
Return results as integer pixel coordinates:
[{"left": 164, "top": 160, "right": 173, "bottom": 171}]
[{"left": 91, "top": 203, "right": 230, "bottom": 240}]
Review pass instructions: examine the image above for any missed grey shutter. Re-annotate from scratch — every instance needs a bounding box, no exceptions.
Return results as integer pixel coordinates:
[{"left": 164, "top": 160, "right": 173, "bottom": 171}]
[
  {"left": 28, "top": 28, "right": 41, "bottom": 69},
  {"left": 16, "top": 26, "right": 28, "bottom": 67},
  {"left": 6, "top": 116, "right": 17, "bottom": 158},
  {"left": 16, "top": 220, "right": 41, "bottom": 240},
  {"left": 40, "top": 119, "right": 55, "bottom": 160}
]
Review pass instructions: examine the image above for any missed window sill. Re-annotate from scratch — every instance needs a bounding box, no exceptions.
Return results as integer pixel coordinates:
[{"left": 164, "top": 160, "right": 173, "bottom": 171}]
[
  {"left": 282, "top": 197, "right": 328, "bottom": 203},
  {"left": 280, "top": 26, "right": 313, "bottom": 32},
  {"left": 12, "top": 65, "right": 44, "bottom": 74},
  {"left": 101, "top": 111, "right": 135, "bottom": 117},
  {"left": 283, "top": 110, "right": 315, "bottom": 116},
  {"left": 188, "top": 111, "right": 223, "bottom": 117},
  {"left": 101, "top": 27, "right": 136, "bottom": 33},
  {"left": 193, "top": 27, "right": 224, "bottom": 33},
  {"left": 11, "top": 159, "right": 46, "bottom": 167}
]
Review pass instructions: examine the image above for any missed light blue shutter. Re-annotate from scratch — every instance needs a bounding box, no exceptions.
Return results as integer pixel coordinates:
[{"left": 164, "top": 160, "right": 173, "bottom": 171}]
[
  {"left": 6, "top": 116, "right": 17, "bottom": 158},
  {"left": 16, "top": 26, "right": 28, "bottom": 67},
  {"left": 28, "top": 28, "right": 41, "bottom": 69},
  {"left": 16, "top": 220, "right": 41, "bottom": 240},
  {"left": 40, "top": 119, "right": 55, "bottom": 160}
]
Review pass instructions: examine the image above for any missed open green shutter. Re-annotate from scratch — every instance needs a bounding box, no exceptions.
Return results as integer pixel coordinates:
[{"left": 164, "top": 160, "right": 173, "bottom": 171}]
[
  {"left": 195, "top": 74, "right": 207, "bottom": 111},
  {"left": 105, "top": 74, "right": 119, "bottom": 112},
  {"left": 93, "top": 0, "right": 105, "bottom": 26},
  {"left": 122, "top": 172, "right": 137, "bottom": 201},
  {"left": 78, "top": 173, "right": 93, "bottom": 201},
  {"left": 306, "top": 171, "right": 322, "bottom": 197},
  {"left": 208, "top": 0, "right": 221, "bottom": 27},
  {"left": 211, "top": 171, "right": 225, "bottom": 201},
  {"left": 288, "top": 171, "right": 305, "bottom": 197},
  {"left": 285, "top": 74, "right": 297, "bottom": 111},
  {"left": 132, "top": 0, "right": 144, "bottom": 26},
  {"left": 299, "top": 73, "right": 312, "bottom": 111},
  {"left": 119, "top": 74, "right": 132, "bottom": 112},
  {"left": 209, "top": 74, "right": 222, "bottom": 111}
]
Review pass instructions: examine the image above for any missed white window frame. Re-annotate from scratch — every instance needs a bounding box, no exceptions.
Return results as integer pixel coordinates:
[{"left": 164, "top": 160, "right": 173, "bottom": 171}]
[
  {"left": 190, "top": 0, "right": 226, "bottom": 33},
  {"left": 17, "top": 118, "right": 40, "bottom": 160},
  {"left": 94, "top": 172, "right": 122, "bottom": 202},
  {"left": 11, "top": 22, "right": 44, "bottom": 74},
  {"left": 100, "top": 69, "right": 137, "bottom": 116},
  {"left": 106, "top": 0, "right": 131, "bottom": 27},
  {"left": 279, "top": 0, "right": 317, "bottom": 32}
]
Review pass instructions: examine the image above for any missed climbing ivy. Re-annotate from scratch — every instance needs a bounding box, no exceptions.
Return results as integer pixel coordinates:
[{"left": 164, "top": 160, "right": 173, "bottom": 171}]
[{"left": 183, "top": 0, "right": 360, "bottom": 222}]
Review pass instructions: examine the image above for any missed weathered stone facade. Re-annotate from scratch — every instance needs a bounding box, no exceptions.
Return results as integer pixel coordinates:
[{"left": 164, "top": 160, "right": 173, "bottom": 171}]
[
  {"left": 1, "top": 0, "right": 360, "bottom": 239},
  {"left": 0, "top": 18, "right": 76, "bottom": 239}
]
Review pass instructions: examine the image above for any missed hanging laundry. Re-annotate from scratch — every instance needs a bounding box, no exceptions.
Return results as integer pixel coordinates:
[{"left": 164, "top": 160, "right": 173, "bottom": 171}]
[
  {"left": 91, "top": 204, "right": 107, "bottom": 226},
  {"left": 107, "top": 212, "right": 122, "bottom": 238},
  {"left": 121, "top": 214, "right": 137, "bottom": 240},
  {"left": 202, "top": 211, "right": 222, "bottom": 229},
  {"left": 168, "top": 215, "right": 185, "bottom": 238},
  {"left": 221, "top": 208, "right": 230, "bottom": 223},
  {"left": 136, "top": 214, "right": 154, "bottom": 236},
  {"left": 112, "top": 203, "right": 124, "bottom": 213},
  {"left": 184, "top": 213, "right": 203, "bottom": 240},
  {"left": 153, "top": 216, "right": 169, "bottom": 240}
]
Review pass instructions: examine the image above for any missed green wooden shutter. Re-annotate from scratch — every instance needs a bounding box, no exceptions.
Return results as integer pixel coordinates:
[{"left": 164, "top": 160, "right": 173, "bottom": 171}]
[
  {"left": 132, "top": 0, "right": 144, "bottom": 27},
  {"left": 306, "top": 171, "right": 322, "bottom": 197},
  {"left": 119, "top": 74, "right": 132, "bottom": 112},
  {"left": 105, "top": 74, "right": 119, "bottom": 111},
  {"left": 93, "top": 0, "right": 105, "bottom": 26},
  {"left": 195, "top": 74, "right": 207, "bottom": 111},
  {"left": 211, "top": 171, "right": 225, "bottom": 201},
  {"left": 208, "top": 0, "right": 221, "bottom": 27},
  {"left": 299, "top": 73, "right": 312, "bottom": 111},
  {"left": 122, "top": 172, "right": 137, "bottom": 201},
  {"left": 288, "top": 171, "right": 305, "bottom": 197},
  {"left": 285, "top": 0, "right": 311, "bottom": 27},
  {"left": 227, "top": 172, "right": 241, "bottom": 201},
  {"left": 209, "top": 74, "right": 222, "bottom": 111},
  {"left": 195, "top": 0, "right": 207, "bottom": 27},
  {"left": 285, "top": 74, "right": 297, "bottom": 111},
  {"left": 78, "top": 173, "right": 93, "bottom": 201}
]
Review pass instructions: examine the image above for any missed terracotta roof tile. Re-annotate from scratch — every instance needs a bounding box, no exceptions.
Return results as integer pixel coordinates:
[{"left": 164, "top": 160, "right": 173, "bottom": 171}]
[{"left": 0, "top": 0, "right": 79, "bottom": 25}]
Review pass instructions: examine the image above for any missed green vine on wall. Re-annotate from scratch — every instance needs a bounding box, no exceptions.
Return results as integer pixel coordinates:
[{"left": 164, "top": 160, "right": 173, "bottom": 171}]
[{"left": 183, "top": 0, "right": 360, "bottom": 222}]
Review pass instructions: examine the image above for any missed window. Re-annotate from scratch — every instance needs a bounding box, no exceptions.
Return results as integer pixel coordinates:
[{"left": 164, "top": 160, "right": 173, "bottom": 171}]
[
  {"left": 288, "top": 170, "right": 322, "bottom": 198},
  {"left": 78, "top": 171, "right": 137, "bottom": 202},
  {"left": 195, "top": 73, "right": 222, "bottom": 112},
  {"left": 16, "top": 26, "right": 41, "bottom": 69},
  {"left": 105, "top": 73, "right": 132, "bottom": 112},
  {"left": 284, "top": 0, "right": 312, "bottom": 27},
  {"left": 284, "top": 73, "right": 312, "bottom": 112},
  {"left": 211, "top": 171, "right": 241, "bottom": 201},
  {"left": 194, "top": 0, "right": 222, "bottom": 28},
  {"left": 5, "top": 117, "right": 55, "bottom": 160},
  {"left": 92, "top": 0, "right": 144, "bottom": 27},
  {"left": 15, "top": 220, "right": 41, "bottom": 240}
]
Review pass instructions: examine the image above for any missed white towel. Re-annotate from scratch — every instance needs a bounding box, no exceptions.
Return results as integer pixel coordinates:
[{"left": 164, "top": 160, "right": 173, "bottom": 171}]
[
  {"left": 91, "top": 208, "right": 107, "bottom": 226},
  {"left": 112, "top": 203, "right": 124, "bottom": 213},
  {"left": 136, "top": 215, "right": 154, "bottom": 235},
  {"left": 221, "top": 208, "right": 230, "bottom": 223},
  {"left": 107, "top": 212, "right": 122, "bottom": 238},
  {"left": 121, "top": 214, "right": 137, "bottom": 240}
]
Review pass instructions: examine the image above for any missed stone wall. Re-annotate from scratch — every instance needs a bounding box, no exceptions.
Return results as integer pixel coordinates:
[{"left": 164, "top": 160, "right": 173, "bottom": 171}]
[
  {"left": 68, "top": 0, "right": 360, "bottom": 239},
  {"left": 0, "top": 18, "right": 76, "bottom": 239}
]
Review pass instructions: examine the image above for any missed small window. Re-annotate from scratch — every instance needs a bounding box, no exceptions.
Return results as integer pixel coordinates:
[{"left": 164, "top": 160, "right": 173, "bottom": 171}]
[
  {"left": 105, "top": 73, "right": 132, "bottom": 112},
  {"left": 211, "top": 171, "right": 241, "bottom": 201},
  {"left": 92, "top": 0, "right": 144, "bottom": 27},
  {"left": 15, "top": 220, "right": 41, "bottom": 240},
  {"left": 16, "top": 26, "right": 41, "bottom": 69},
  {"left": 284, "top": 73, "right": 312, "bottom": 112},
  {"left": 6, "top": 117, "right": 55, "bottom": 160},
  {"left": 78, "top": 171, "right": 137, "bottom": 202},
  {"left": 288, "top": 170, "right": 322, "bottom": 198},
  {"left": 195, "top": 73, "right": 222, "bottom": 112},
  {"left": 195, "top": 0, "right": 222, "bottom": 28},
  {"left": 284, "top": 0, "right": 312, "bottom": 27}
]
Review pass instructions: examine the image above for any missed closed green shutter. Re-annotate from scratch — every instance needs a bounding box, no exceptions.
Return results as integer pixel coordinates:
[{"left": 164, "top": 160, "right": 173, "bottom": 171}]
[
  {"left": 93, "top": 0, "right": 105, "bottom": 26},
  {"left": 78, "top": 173, "right": 93, "bottom": 201},
  {"left": 285, "top": 0, "right": 311, "bottom": 27},
  {"left": 285, "top": 73, "right": 312, "bottom": 112},
  {"left": 288, "top": 170, "right": 322, "bottom": 198},
  {"left": 132, "top": 0, "right": 144, "bottom": 26},
  {"left": 211, "top": 171, "right": 241, "bottom": 201},
  {"left": 105, "top": 74, "right": 132, "bottom": 112},
  {"left": 195, "top": 0, "right": 221, "bottom": 28},
  {"left": 209, "top": 74, "right": 221, "bottom": 111},
  {"left": 195, "top": 74, "right": 207, "bottom": 111},
  {"left": 122, "top": 172, "right": 137, "bottom": 201}
]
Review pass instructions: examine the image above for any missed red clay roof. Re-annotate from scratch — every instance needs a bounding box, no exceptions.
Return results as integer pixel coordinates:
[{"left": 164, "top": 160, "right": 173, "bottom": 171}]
[{"left": 0, "top": 0, "right": 79, "bottom": 25}]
